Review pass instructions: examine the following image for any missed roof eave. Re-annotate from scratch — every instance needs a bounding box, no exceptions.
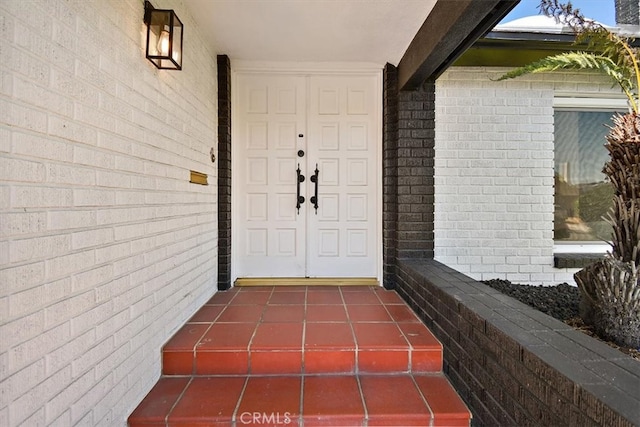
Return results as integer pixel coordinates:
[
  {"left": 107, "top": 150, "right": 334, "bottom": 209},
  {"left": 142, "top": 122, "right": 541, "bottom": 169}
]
[{"left": 455, "top": 30, "right": 640, "bottom": 67}]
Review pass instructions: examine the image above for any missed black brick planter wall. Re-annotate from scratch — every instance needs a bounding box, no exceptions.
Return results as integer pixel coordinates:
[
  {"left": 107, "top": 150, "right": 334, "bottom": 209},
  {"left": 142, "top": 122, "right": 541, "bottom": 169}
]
[{"left": 395, "top": 258, "right": 640, "bottom": 427}]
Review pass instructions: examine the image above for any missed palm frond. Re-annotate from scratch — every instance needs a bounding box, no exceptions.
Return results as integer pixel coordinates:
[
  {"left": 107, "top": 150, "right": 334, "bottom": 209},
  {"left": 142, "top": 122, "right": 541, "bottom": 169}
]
[
  {"left": 576, "top": 27, "right": 638, "bottom": 76},
  {"left": 495, "top": 52, "right": 632, "bottom": 91},
  {"left": 537, "top": 0, "right": 640, "bottom": 112}
]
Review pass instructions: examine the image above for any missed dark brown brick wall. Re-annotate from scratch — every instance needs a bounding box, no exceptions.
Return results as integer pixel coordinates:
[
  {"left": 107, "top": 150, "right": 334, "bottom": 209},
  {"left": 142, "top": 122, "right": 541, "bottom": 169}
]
[
  {"left": 383, "top": 64, "right": 399, "bottom": 289},
  {"left": 397, "top": 80, "right": 435, "bottom": 259},
  {"left": 394, "top": 259, "right": 640, "bottom": 427},
  {"left": 615, "top": 0, "right": 640, "bottom": 25},
  {"left": 383, "top": 65, "right": 435, "bottom": 290},
  {"left": 217, "top": 55, "right": 231, "bottom": 290}
]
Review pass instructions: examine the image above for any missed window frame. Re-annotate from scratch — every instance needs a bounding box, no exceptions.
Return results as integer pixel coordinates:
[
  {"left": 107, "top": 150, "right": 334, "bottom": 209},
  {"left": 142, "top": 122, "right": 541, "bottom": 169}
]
[{"left": 552, "top": 94, "right": 628, "bottom": 254}]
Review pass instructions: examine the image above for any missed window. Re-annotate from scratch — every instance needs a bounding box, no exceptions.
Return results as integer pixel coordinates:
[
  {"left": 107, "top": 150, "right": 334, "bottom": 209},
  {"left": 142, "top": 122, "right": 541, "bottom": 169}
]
[{"left": 553, "top": 97, "right": 627, "bottom": 249}]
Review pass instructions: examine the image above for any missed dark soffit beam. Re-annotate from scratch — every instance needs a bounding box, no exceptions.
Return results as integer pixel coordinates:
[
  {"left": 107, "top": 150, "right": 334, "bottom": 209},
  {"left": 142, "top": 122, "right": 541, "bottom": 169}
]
[{"left": 398, "top": 0, "right": 519, "bottom": 90}]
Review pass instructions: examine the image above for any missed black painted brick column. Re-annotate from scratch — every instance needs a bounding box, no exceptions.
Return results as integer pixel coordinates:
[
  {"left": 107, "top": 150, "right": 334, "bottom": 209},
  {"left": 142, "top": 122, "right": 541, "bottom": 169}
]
[
  {"left": 383, "top": 64, "right": 399, "bottom": 289},
  {"left": 615, "top": 0, "right": 640, "bottom": 25},
  {"left": 217, "top": 55, "right": 231, "bottom": 290},
  {"left": 396, "top": 79, "right": 436, "bottom": 259}
]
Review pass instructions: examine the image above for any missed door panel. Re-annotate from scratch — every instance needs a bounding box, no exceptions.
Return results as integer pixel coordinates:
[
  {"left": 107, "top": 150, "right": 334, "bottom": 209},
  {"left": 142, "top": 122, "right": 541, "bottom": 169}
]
[
  {"left": 306, "top": 75, "right": 378, "bottom": 277},
  {"left": 235, "top": 74, "right": 306, "bottom": 277},
  {"left": 234, "top": 72, "right": 379, "bottom": 279}
]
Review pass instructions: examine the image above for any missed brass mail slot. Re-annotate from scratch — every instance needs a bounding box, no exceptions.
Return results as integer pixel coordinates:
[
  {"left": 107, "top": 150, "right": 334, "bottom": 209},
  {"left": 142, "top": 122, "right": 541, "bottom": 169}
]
[{"left": 189, "top": 170, "right": 208, "bottom": 185}]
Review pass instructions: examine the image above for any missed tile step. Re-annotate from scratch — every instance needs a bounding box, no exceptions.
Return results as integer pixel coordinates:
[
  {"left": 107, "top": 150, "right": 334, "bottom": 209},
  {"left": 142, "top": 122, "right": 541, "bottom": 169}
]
[
  {"left": 161, "top": 286, "right": 443, "bottom": 376},
  {"left": 128, "top": 373, "right": 471, "bottom": 427},
  {"left": 163, "top": 344, "right": 443, "bottom": 376}
]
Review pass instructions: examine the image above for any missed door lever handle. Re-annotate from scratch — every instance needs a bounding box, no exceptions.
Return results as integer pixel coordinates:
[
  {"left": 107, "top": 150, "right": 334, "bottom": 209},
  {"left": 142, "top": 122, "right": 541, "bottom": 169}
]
[
  {"left": 296, "top": 164, "right": 305, "bottom": 214},
  {"left": 309, "top": 164, "right": 319, "bottom": 214}
]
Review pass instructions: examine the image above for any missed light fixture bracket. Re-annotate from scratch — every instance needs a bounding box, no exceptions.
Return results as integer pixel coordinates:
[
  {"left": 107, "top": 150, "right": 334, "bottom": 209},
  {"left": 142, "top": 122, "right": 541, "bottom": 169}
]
[{"left": 143, "top": 1, "right": 154, "bottom": 25}]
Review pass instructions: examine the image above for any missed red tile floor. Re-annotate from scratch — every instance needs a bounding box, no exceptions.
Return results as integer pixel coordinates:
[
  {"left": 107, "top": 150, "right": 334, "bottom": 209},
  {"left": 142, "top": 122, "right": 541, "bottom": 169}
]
[{"left": 128, "top": 285, "right": 471, "bottom": 426}]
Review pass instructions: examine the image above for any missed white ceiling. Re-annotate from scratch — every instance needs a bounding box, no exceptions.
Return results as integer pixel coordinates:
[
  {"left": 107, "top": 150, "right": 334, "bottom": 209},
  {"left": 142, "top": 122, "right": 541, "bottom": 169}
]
[{"left": 185, "top": 0, "right": 437, "bottom": 66}]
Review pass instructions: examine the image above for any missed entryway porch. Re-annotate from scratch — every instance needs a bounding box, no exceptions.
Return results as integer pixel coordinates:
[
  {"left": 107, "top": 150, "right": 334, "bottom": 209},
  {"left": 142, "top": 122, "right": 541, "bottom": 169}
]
[{"left": 128, "top": 284, "right": 471, "bottom": 426}]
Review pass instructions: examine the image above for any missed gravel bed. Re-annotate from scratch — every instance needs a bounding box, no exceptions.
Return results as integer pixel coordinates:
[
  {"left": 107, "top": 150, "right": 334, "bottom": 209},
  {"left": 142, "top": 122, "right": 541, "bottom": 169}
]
[{"left": 482, "top": 279, "right": 580, "bottom": 320}]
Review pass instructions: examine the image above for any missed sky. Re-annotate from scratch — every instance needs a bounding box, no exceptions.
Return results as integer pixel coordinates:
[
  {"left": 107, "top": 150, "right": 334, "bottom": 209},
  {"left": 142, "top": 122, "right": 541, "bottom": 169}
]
[{"left": 500, "top": 0, "right": 617, "bottom": 26}]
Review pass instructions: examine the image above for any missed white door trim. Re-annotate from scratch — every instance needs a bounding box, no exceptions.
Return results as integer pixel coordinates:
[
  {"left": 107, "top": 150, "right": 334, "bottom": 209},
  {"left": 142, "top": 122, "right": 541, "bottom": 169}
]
[
  {"left": 230, "top": 65, "right": 383, "bottom": 283},
  {"left": 233, "top": 60, "right": 384, "bottom": 74}
]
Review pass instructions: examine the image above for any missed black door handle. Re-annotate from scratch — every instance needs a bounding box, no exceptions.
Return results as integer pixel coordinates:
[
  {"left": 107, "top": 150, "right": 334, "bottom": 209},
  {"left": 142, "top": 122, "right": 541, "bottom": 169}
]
[
  {"left": 296, "top": 164, "right": 305, "bottom": 214},
  {"left": 309, "top": 164, "right": 319, "bottom": 214}
]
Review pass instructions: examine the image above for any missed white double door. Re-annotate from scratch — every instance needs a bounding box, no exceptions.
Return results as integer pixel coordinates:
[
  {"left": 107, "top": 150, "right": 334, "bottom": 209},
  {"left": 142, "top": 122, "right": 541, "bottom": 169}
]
[{"left": 233, "top": 71, "right": 381, "bottom": 279}]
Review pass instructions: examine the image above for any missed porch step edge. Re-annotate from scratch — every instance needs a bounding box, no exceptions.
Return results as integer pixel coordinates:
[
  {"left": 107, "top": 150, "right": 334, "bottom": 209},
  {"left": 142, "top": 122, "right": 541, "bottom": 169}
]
[
  {"left": 128, "top": 373, "right": 472, "bottom": 427},
  {"left": 234, "top": 277, "right": 379, "bottom": 287}
]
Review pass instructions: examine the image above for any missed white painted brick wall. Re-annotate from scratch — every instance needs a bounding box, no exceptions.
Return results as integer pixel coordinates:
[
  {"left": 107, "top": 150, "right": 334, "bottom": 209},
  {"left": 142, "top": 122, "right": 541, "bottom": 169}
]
[
  {"left": 1, "top": 0, "right": 218, "bottom": 425},
  {"left": 435, "top": 66, "right": 623, "bottom": 286}
]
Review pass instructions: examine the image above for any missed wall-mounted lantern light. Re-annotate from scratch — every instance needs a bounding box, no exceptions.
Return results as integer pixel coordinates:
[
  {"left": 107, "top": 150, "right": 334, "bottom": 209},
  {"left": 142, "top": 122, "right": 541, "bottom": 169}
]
[{"left": 144, "top": 0, "right": 183, "bottom": 70}]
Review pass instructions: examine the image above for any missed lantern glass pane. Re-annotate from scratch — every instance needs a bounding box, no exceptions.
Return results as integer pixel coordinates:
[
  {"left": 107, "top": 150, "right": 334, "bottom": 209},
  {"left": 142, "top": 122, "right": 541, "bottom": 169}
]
[
  {"left": 171, "top": 20, "right": 182, "bottom": 66},
  {"left": 148, "top": 11, "right": 168, "bottom": 57},
  {"left": 146, "top": 8, "right": 182, "bottom": 70}
]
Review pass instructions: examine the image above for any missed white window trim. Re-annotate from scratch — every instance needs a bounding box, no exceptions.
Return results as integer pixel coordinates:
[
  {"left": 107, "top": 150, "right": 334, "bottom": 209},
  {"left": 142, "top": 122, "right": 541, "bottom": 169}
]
[
  {"left": 554, "top": 242, "right": 611, "bottom": 253},
  {"left": 553, "top": 94, "right": 627, "bottom": 254},
  {"left": 553, "top": 94, "right": 629, "bottom": 110}
]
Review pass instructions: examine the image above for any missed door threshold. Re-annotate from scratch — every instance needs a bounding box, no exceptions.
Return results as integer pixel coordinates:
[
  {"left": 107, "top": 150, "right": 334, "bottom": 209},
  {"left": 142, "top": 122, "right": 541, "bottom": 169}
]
[{"left": 234, "top": 277, "right": 379, "bottom": 287}]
